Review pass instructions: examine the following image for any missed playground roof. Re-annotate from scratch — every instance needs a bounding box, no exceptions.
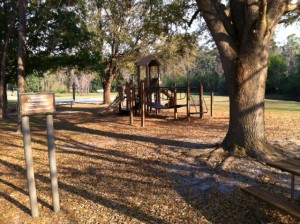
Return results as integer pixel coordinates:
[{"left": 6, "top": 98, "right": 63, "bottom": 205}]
[{"left": 136, "top": 55, "right": 160, "bottom": 67}]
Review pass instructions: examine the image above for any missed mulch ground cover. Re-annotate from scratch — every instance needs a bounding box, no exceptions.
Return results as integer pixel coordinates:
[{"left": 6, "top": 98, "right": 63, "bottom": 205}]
[{"left": 0, "top": 104, "right": 299, "bottom": 224}]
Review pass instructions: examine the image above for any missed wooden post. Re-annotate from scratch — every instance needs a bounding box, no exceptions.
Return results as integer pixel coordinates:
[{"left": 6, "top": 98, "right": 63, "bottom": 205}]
[
  {"left": 141, "top": 80, "right": 145, "bottom": 127},
  {"left": 157, "top": 65, "right": 160, "bottom": 82},
  {"left": 137, "top": 66, "right": 141, "bottom": 84},
  {"left": 118, "top": 85, "right": 123, "bottom": 112},
  {"left": 173, "top": 83, "right": 177, "bottom": 119},
  {"left": 129, "top": 80, "right": 134, "bottom": 125},
  {"left": 137, "top": 66, "right": 141, "bottom": 99},
  {"left": 146, "top": 66, "right": 150, "bottom": 89},
  {"left": 133, "top": 85, "right": 137, "bottom": 115},
  {"left": 21, "top": 116, "right": 39, "bottom": 217},
  {"left": 155, "top": 79, "right": 159, "bottom": 115},
  {"left": 146, "top": 66, "right": 151, "bottom": 115},
  {"left": 72, "top": 82, "right": 76, "bottom": 101},
  {"left": 157, "top": 66, "right": 161, "bottom": 114},
  {"left": 200, "top": 83, "right": 204, "bottom": 119},
  {"left": 46, "top": 114, "right": 60, "bottom": 213},
  {"left": 187, "top": 82, "right": 190, "bottom": 121},
  {"left": 126, "top": 82, "right": 129, "bottom": 111},
  {"left": 210, "top": 91, "right": 214, "bottom": 117}
]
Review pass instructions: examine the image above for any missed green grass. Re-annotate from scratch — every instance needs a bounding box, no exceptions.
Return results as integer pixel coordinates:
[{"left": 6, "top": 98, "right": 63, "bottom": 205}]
[
  {"left": 203, "top": 96, "right": 300, "bottom": 113},
  {"left": 265, "top": 99, "right": 300, "bottom": 112},
  {"left": 54, "top": 92, "right": 120, "bottom": 100},
  {"left": 54, "top": 92, "right": 104, "bottom": 100},
  {"left": 7, "top": 92, "right": 299, "bottom": 113},
  {"left": 185, "top": 95, "right": 300, "bottom": 113},
  {"left": 7, "top": 92, "right": 119, "bottom": 101},
  {"left": 204, "top": 96, "right": 300, "bottom": 113}
]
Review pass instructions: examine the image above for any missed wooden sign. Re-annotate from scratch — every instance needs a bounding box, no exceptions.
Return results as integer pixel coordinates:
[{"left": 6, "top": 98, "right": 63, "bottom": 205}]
[
  {"left": 19, "top": 92, "right": 55, "bottom": 116},
  {"left": 20, "top": 92, "right": 60, "bottom": 217}
]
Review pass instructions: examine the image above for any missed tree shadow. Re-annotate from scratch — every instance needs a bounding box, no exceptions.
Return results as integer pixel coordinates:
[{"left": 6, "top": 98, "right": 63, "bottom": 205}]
[
  {"left": 54, "top": 117, "right": 213, "bottom": 150},
  {"left": 53, "top": 121, "right": 299, "bottom": 222},
  {"left": 52, "top": 111, "right": 299, "bottom": 222},
  {"left": 1, "top": 134, "right": 298, "bottom": 223},
  {"left": 0, "top": 191, "right": 31, "bottom": 215},
  {"left": 0, "top": 158, "right": 171, "bottom": 223},
  {"left": 2, "top": 108, "right": 298, "bottom": 222},
  {"left": 0, "top": 177, "right": 53, "bottom": 215}
]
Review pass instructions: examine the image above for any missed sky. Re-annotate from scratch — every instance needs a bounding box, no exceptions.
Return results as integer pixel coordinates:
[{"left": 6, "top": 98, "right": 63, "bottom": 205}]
[
  {"left": 274, "top": 23, "right": 300, "bottom": 45},
  {"left": 194, "top": 20, "right": 299, "bottom": 48}
]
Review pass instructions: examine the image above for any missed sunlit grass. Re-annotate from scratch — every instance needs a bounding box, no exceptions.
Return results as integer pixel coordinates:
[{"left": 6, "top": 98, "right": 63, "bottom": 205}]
[
  {"left": 265, "top": 99, "right": 300, "bottom": 112},
  {"left": 7, "top": 91, "right": 299, "bottom": 113}
]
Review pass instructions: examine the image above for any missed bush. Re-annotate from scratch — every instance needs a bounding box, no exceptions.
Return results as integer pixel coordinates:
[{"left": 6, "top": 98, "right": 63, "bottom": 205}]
[
  {"left": 282, "top": 73, "right": 300, "bottom": 98},
  {"left": 216, "top": 75, "right": 227, "bottom": 95},
  {"left": 26, "top": 73, "right": 43, "bottom": 92}
]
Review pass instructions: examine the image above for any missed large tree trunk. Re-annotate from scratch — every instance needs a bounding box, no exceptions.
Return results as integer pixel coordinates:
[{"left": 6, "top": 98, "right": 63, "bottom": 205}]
[
  {"left": 195, "top": 0, "right": 296, "bottom": 159},
  {"left": 18, "top": 0, "right": 27, "bottom": 92},
  {"left": 0, "top": 4, "right": 16, "bottom": 119},
  {"left": 3, "top": 83, "right": 8, "bottom": 116},
  {"left": 17, "top": 0, "right": 27, "bottom": 132},
  {"left": 102, "top": 81, "right": 112, "bottom": 104},
  {"left": 0, "top": 56, "right": 8, "bottom": 119},
  {"left": 102, "top": 66, "right": 116, "bottom": 105},
  {"left": 222, "top": 42, "right": 271, "bottom": 159}
]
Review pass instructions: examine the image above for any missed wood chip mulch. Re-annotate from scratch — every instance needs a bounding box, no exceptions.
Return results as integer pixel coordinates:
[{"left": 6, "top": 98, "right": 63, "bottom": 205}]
[{"left": 0, "top": 104, "right": 299, "bottom": 224}]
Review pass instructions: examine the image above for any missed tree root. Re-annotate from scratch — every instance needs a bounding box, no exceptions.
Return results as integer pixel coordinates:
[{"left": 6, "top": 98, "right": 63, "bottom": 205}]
[
  {"left": 207, "top": 141, "right": 294, "bottom": 171},
  {"left": 206, "top": 147, "right": 227, "bottom": 168},
  {"left": 218, "top": 156, "right": 235, "bottom": 171},
  {"left": 207, "top": 147, "right": 247, "bottom": 171}
]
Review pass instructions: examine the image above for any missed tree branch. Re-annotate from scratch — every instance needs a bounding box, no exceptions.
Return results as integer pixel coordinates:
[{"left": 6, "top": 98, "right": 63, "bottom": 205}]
[
  {"left": 212, "top": 1, "right": 237, "bottom": 41},
  {"left": 278, "top": 14, "right": 299, "bottom": 24},
  {"left": 224, "top": 7, "right": 231, "bottom": 17},
  {"left": 187, "top": 9, "right": 200, "bottom": 27},
  {"left": 278, "top": 2, "right": 300, "bottom": 24},
  {"left": 196, "top": 0, "right": 238, "bottom": 76},
  {"left": 285, "top": 3, "right": 300, "bottom": 13},
  {"left": 258, "top": 0, "right": 268, "bottom": 39}
]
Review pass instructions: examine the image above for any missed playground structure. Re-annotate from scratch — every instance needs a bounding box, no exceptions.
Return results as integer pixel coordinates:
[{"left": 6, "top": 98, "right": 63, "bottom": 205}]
[{"left": 108, "top": 55, "right": 214, "bottom": 126}]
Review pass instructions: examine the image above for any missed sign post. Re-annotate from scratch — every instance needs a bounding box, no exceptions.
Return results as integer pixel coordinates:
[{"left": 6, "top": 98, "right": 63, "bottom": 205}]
[
  {"left": 46, "top": 114, "right": 60, "bottom": 212},
  {"left": 19, "top": 92, "right": 59, "bottom": 217},
  {"left": 21, "top": 115, "right": 39, "bottom": 217}
]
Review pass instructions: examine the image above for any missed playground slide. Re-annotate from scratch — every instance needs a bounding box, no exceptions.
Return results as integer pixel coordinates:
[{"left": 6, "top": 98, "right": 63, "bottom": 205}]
[
  {"left": 107, "top": 94, "right": 126, "bottom": 111},
  {"left": 161, "top": 88, "right": 175, "bottom": 108},
  {"left": 150, "top": 78, "right": 175, "bottom": 108},
  {"left": 149, "top": 78, "right": 175, "bottom": 108}
]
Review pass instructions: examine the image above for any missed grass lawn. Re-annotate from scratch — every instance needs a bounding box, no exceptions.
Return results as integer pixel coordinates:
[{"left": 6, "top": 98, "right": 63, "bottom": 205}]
[
  {"left": 7, "top": 91, "right": 118, "bottom": 101},
  {"left": 7, "top": 90, "right": 300, "bottom": 113},
  {"left": 0, "top": 95, "right": 299, "bottom": 223}
]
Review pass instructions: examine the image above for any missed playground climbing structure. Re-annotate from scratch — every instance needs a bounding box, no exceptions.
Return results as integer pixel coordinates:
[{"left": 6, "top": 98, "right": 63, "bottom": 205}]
[{"left": 108, "top": 55, "right": 213, "bottom": 126}]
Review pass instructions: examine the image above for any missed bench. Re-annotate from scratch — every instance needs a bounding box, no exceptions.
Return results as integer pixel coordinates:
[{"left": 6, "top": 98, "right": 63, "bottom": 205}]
[
  {"left": 55, "top": 99, "right": 74, "bottom": 108},
  {"left": 242, "top": 186, "right": 300, "bottom": 219}
]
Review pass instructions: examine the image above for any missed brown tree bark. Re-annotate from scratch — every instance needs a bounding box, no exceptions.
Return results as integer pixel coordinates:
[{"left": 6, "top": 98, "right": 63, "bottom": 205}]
[
  {"left": 3, "top": 83, "right": 8, "bottom": 116},
  {"left": 102, "top": 65, "right": 116, "bottom": 105},
  {"left": 0, "top": 53, "right": 8, "bottom": 119},
  {"left": 195, "top": 0, "right": 300, "bottom": 159},
  {"left": 222, "top": 43, "right": 271, "bottom": 158},
  {"left": 0, "top": 5, "right": 17, "bottom": 119},
  {"left": 17, "top": 0, "right": 27, "bottom": 132},
  {"left": 18, "top": 0, "right": 27, "bottom": 93}
]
